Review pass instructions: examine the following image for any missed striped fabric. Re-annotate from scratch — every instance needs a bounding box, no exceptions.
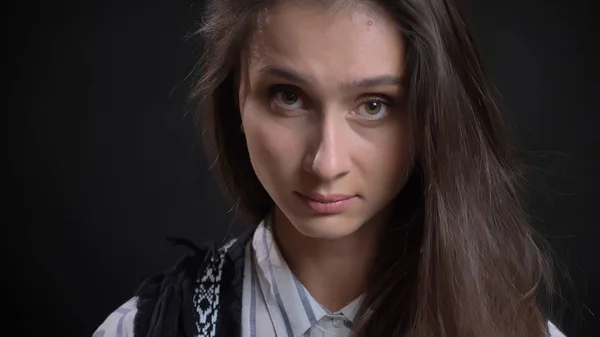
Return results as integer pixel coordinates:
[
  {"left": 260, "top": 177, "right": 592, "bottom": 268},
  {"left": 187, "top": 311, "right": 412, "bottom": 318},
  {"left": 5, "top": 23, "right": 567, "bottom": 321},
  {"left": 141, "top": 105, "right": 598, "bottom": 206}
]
[
  {"left": 241, "top": 221, "right": 362, "bottom": 337},
  {"left": 93, "top": 218, "right": 567, "bottom": 337},
  {"left": 93, "top": 297, "right": 137, "bottom": 337}
]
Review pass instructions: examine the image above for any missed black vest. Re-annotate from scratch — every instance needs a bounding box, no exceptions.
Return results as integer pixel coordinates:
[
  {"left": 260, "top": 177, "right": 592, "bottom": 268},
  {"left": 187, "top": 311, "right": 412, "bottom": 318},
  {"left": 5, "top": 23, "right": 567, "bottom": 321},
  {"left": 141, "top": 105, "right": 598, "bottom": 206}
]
[{"left": 133, "top": 231, "right": 253, "bottom": 337}]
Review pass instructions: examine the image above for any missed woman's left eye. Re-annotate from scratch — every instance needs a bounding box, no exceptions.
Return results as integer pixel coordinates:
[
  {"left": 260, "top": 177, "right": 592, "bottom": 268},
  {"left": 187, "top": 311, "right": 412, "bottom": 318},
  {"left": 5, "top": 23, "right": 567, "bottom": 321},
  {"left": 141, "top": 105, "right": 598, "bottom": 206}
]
[{"left": 354, "top": 99, "right": 390, "bottom": 121}]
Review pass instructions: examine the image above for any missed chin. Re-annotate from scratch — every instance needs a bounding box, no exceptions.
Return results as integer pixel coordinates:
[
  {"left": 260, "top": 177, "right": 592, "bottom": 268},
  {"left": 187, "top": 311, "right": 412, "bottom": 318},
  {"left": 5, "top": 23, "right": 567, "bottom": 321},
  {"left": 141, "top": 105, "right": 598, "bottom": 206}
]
[{"left": 289, "top": 214, "right": 365, "bottom": 240}]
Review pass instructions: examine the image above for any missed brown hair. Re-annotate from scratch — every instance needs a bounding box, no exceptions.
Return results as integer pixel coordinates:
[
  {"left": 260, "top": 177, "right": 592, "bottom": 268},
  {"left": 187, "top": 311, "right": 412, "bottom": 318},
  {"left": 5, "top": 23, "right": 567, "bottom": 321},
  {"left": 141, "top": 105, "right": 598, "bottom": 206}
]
[{"left": 190, "top": 0, "right": 554, "bottom": 336}]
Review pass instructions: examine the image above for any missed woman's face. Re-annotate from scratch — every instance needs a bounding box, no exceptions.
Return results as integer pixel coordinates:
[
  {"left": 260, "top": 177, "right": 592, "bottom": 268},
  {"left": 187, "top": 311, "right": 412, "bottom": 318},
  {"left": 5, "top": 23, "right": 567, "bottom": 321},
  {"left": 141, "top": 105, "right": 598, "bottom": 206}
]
[{"left": 239, "top": 1, "right": 411, "bottom": 239}]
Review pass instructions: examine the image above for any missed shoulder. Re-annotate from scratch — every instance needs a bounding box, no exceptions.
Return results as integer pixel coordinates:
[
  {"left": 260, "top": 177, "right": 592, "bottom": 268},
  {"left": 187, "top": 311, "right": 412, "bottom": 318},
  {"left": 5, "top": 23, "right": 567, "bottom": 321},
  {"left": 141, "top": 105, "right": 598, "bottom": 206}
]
[
  {"left": 93, "top": 233, "right": 252, "bottom": 337},
  {"left": 548, "top": 321, "right": 566, "bottom": 337},
  {"left": 92, "top": 238, "right": 212, "bottom": 337},
  {"left": 93, "top": 297, "right": 138, "bottom": 337},
  {"left": 133, "top": 234, "right": 251, "bottom": 337}
]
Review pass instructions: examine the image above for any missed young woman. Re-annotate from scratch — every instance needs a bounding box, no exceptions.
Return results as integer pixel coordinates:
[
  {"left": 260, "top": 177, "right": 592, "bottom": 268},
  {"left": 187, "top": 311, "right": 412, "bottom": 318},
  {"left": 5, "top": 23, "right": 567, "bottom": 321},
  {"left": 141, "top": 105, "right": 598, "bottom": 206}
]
[{"left": 94, "top": 0, "right": 566, "bottom": 336}]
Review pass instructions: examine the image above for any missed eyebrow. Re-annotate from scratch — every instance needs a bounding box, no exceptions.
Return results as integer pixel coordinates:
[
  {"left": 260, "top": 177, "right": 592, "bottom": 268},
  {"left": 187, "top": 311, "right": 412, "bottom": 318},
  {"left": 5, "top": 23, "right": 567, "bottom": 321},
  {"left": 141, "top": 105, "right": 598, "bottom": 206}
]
[{"left": 257, "top": 65, "right": 404, "bottom": 90}]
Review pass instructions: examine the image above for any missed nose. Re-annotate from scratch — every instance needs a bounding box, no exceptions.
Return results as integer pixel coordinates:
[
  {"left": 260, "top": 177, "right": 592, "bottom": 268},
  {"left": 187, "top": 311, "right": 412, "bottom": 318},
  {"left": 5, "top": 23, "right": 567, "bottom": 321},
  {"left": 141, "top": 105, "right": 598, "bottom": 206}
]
[{"left": 302, "top": 114, "right": 351, "bottom": 181}]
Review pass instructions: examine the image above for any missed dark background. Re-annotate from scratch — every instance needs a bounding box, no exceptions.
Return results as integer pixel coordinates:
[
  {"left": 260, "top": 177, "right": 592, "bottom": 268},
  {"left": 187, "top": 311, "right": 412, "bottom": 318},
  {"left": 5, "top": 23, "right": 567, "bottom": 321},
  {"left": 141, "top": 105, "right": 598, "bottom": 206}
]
[{"left": 6, "top": 0, "right": 598, "bottom": 336}]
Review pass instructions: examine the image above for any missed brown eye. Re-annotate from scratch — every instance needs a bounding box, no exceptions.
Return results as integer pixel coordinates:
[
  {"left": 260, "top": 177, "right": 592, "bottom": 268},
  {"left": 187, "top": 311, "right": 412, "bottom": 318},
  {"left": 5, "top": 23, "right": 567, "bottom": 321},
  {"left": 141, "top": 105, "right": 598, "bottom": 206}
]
[
  {"left": 364, "top": 101, "right": 382, "bottom": 115},
  {"left": 355, "top": 99, "right": 390, "bottom": 121},
  {"left": 281, "top": 91, "right": 298, "bottom": 105},
  {"left": 271, "top": 87, "right": 305, "bottom": 111}
]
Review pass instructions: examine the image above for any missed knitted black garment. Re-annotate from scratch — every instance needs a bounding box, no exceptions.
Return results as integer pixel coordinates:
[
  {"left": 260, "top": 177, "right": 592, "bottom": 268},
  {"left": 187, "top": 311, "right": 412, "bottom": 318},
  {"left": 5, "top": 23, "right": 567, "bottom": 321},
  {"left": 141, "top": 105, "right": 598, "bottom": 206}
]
[{"left": 133, "top": 231, "right": 253, "bottom": 337}]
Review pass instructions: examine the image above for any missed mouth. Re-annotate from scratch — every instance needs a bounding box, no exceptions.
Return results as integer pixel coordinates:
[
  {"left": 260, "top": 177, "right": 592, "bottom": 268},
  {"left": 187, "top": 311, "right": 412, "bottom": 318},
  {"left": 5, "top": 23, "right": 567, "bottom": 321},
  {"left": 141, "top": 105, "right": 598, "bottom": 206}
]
[{"left": 294, "top": 192, "right": 358, "bottom": 214}]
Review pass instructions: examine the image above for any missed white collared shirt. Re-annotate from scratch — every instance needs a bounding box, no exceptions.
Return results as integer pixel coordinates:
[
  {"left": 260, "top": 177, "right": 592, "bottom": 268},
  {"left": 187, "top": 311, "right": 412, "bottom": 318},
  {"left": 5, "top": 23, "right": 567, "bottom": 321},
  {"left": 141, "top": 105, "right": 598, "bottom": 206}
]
[
  {"left": 93, "top": 221, "right": 567, "bottom": 337},
  {"left": 241, "top": 221, "right": 362, "bottom": 337}
]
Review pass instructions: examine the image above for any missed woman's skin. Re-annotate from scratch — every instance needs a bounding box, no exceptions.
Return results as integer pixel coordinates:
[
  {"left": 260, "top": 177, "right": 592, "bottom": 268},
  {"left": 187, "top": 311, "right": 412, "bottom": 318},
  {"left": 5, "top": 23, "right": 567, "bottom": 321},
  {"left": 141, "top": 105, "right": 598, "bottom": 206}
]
[{"left": 238, "top": 1, "right": 411, "bottom": 311}]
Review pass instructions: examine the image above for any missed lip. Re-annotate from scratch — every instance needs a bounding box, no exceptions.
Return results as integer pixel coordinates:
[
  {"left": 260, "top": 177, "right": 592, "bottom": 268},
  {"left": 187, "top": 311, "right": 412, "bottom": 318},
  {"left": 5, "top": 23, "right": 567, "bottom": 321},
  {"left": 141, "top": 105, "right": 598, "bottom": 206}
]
[{"left": 294, "top": 192, "right": 357, "bottom": 214}]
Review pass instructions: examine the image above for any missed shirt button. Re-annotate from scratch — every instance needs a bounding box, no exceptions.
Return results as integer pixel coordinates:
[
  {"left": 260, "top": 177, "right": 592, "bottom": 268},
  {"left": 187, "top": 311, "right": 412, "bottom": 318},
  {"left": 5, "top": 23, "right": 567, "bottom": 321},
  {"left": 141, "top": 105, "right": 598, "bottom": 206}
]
[{"left": 332, "top": 318, "right": 342, "bottom": 328}]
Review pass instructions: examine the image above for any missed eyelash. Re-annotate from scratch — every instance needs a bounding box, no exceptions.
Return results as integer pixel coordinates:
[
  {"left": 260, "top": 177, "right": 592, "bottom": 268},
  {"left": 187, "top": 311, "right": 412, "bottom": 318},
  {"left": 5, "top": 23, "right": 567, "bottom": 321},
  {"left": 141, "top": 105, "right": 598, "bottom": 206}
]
[{"left": 267, "top": 84, "right": 396, "bottom": 121}]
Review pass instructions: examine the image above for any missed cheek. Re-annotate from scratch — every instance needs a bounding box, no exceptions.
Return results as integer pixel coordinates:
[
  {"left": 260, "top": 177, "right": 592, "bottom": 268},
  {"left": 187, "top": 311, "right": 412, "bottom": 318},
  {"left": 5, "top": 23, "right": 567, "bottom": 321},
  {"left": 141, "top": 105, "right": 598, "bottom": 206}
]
[
  {"left": 245, "top": 126, "right": 285, "bottom": 173},
  {"left": 241, "top": 102, "right": 302, "bottom": 184},
  {"left": 359, "top": 122, "right": 412, "bottom": 189}
]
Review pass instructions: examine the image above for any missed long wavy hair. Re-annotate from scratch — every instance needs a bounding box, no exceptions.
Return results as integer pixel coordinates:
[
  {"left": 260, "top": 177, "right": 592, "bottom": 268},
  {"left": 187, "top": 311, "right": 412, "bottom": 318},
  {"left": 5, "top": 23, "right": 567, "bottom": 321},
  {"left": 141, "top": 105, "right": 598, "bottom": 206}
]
[{"left": 190, "top": 0, "right": 554, "bottom": 336}]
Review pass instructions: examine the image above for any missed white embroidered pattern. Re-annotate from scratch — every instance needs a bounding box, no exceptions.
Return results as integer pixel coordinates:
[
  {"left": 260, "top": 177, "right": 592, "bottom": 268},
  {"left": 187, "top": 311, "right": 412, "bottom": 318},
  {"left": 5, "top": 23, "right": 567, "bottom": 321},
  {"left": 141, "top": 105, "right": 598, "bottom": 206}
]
[{"left": 193, "top": 238, "right": 237, "bottom": 337}]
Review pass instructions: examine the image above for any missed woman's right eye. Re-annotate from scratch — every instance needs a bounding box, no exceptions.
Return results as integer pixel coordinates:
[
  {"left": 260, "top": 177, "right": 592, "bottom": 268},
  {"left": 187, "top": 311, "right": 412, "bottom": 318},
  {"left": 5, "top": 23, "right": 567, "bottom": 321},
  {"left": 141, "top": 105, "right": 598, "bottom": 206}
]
[{"left": 269, "top": 85, "right": 306, "bottom": 111}]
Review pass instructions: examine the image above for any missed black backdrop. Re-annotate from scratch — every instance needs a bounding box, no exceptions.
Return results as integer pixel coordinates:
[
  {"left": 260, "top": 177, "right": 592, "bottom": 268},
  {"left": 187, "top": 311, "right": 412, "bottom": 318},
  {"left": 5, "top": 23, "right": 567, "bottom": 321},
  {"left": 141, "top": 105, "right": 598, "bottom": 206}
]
[{"left": 6, "top": 0, "right": 598, "bottom": 336}]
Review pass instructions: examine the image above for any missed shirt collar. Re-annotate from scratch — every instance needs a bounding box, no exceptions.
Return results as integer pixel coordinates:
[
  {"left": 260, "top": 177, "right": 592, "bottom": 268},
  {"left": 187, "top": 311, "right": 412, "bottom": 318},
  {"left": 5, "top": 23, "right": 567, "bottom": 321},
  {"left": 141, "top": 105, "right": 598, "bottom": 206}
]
[{"left": 252, "top": 218, "right": 363, "bottom": 337}]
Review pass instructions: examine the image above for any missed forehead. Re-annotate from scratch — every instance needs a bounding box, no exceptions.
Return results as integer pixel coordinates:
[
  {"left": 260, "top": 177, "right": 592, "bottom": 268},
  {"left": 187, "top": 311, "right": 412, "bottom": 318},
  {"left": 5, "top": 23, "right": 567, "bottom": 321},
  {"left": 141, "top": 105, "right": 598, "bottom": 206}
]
[{"left": 245, "top": 1, "right": 405, "bottom": 84}]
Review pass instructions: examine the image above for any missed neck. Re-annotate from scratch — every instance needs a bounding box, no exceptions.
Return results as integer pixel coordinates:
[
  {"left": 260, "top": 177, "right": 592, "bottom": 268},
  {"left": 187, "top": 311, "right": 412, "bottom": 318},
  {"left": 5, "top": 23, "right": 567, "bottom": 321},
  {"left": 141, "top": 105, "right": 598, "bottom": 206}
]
[{"left": 272, "top": 208, "right": 388, "bottom": 312}]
